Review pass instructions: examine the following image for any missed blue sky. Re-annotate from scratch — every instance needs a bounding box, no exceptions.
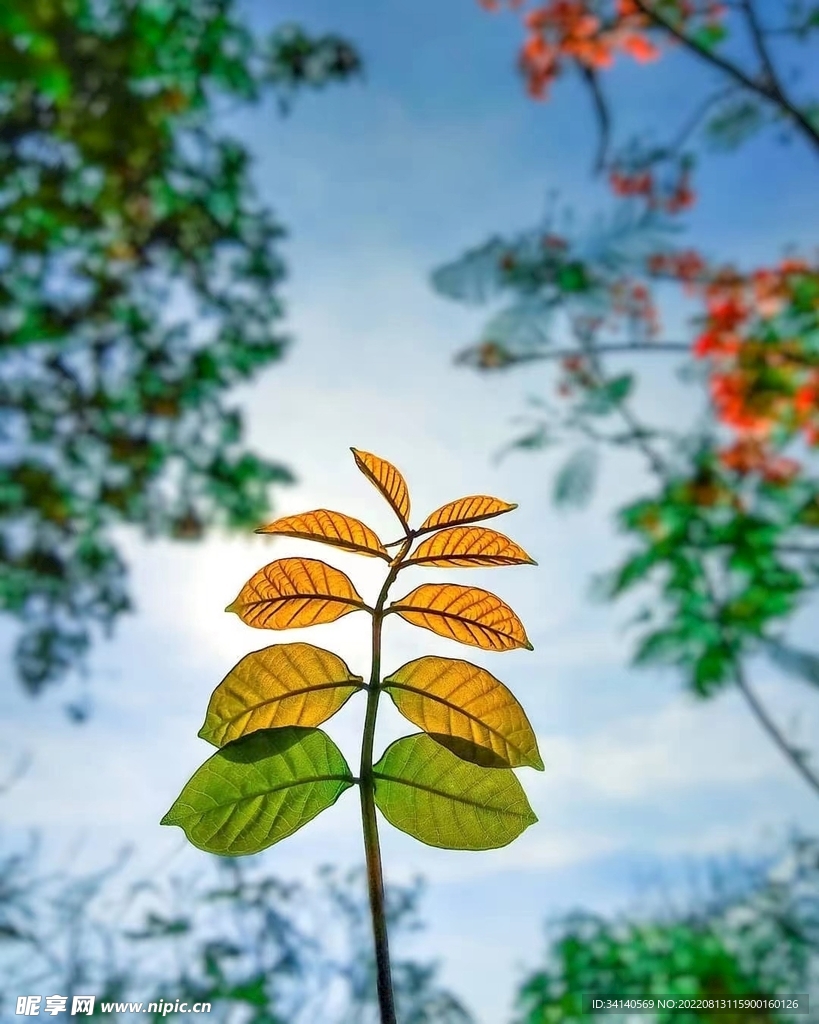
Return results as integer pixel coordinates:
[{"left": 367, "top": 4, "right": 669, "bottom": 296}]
[{"left": 1, "top": 2, "right": 819, "bottom": 1021}]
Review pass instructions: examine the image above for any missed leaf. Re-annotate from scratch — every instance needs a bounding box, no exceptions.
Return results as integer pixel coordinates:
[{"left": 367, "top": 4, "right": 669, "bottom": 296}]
[
  {"left": 692, "top": 21, "right": 727, "bottom": 50},
  {"left": 226, "top": 557, "right": 368, "bottom": 629},
  {"left": 580, "top": 374, "right": 634, "bottom": 415},
  {"left": 383, "top": 656, "right": 543, "bottom": 769},
  {"left": 706, "top": 98, "right": 765, "bottom": 151},
  {"left": 556, "top": 261, "right": 589, "bottom": 293},
  {"left": 387, "top": 583, "right": 533, "bottom": 652},
  {"left": 495, "top": 423, "right": 553, "bottom": 463},
  {"left": 418, "top": 495, "right": 518, "bottom": 533},
  {"left": 478, "top": 295, "right": 556, "bottom": 353},
  {"left": 552, "top": 448, "right": 598, "bottom": 509},
  {"left": 405, "top": 526, "right": 536, "bottom": 569},
  {"left": 161, "top": 727, "right": 354, "bottom": 856},
  {"left": 372, "top": 733, "right": 537, "bottom": 849},
  {"left": 430, "top": 236, "right": 510, "bottom": 305},
  {"left": 199, "top": 643, "right": 365, "bottom": 746},
  {"left": 351, "top": 448, "right": 411, "bottom": 531},
  {"left": 255, "top": 509, "right": 389, "bottom": 560},
  {"left": 765, "top": 640, "right": 819, "bottom": 689}
]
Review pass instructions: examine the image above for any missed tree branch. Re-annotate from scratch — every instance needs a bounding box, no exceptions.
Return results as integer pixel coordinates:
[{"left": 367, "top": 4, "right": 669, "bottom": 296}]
[
  {"left": 457, "top": 341, "right": 692, "bottom": 368},
  {"left": 734, "top": 659, "right": 819, "bottom": 799},
  {"left": 740, "top": 0, "right": 780, "bottom": 92},
  {"left": 630, "top": 0, "right": 819, "bottom": 156},
  {"left": 587, "top": 352, "right": 819, "bottom": 801},
  {"left": 580, "top": 66, "right": 612, "bottom": 173}
]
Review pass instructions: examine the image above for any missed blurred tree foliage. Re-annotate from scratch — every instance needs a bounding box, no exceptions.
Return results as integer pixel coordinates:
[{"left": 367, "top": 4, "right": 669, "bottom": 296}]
[
  {"left": 0, "top": 842, "right": 474, "bottom": 1023},
  {"left": 0, "top": 0, "right": 360, "bottom": 696},
  {"left": 2, "top": 830, "right": 817, "bottom": 1023},
  {"left": 515, "top": 835, "right": 819, "bottom": 1024},
  {"left": 438, "top": 0, "right": 819, "bottom": 799}
]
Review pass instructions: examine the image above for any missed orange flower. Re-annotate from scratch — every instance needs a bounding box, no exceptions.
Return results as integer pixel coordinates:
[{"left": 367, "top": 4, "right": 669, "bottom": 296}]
[
  {"left": 618, "top": 31, "right": 660, "bottom": 62},
  {"left": 709, "top": 372, "right": 775, "bottom": 435},
  {"left": 693, "top": 330, "right": 741, "bottom": 358},
  {"left": 609, "top": 169, "right": 653, "bottom": 197},
  {"left": 646, "top": 249, "right": 707, "bottom": 291},
  {"left": 719, "top": 439, "right": 800, "bottom": 483}
]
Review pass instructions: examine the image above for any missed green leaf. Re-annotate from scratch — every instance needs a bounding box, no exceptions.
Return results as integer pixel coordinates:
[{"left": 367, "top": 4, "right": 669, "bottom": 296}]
[
  {"left": 692, "top": 22, "right": 727, "bottom": 50},
  {"left": 706, "top": 98, "right": 765, "bottom": 150},
  {"left": 161, "top": 727, "right": 354, "bottom": 855},
  {"left": 552, "top": 448, "right": 598, "bottom": 509},
  {"left": 634, "top": 629, "right": 685, "bottom": 667},
  {"left": 372, "top": 733, "right": 537, "bottom": 850},
  {"left": 765, "top": 641, "right": 819, "bottom": 689},
  {"left": 578, "top": 374, "right": 634, "bottom": 416},
  {"left": 556, "top": 261, "right": 589, "bottom": 293},
  {"left": 693, "top": 643, "right": 734, "bottom": 695}
]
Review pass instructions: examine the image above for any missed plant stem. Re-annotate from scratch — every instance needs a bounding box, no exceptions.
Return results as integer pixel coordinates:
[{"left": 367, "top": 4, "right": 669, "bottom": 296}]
[{"left": 359, "top": 536, "right": 412, "bottom": 1024}]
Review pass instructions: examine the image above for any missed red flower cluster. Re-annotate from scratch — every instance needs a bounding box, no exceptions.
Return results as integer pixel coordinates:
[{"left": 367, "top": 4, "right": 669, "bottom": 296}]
[
  {"left": 557, "top": 353, "right": 594, "bottom": 395},
  {"left": 478, "top": 0, "right": 660, "bottom": 99},
  {"left": 609, "top": 165, "right": 696, "bottom": 214},
  {"left": 480, "top": 0, "right": 727, "bottom": 100},
  {"left": 610, "top": 278, "right": 660, "bottom": 336},
  {"left": 692, "top": 259, "right": 819, "bottom": 481},
  {"left": 646, "top": 249, "right": 707, "bottom": 292},
  {"left": 718, "top": 438, "right": 800, "bottom": 485}
]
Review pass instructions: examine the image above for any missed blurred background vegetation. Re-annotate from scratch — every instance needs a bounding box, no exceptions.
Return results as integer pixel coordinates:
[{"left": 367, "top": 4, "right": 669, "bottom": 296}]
[{"left": 1, "top": 0, "right": 818, "bottom": 1020}]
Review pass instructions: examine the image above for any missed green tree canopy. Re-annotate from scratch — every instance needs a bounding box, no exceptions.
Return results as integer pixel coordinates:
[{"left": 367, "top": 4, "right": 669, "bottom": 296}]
[
  {"left": 515, "top": 836, "right": 819, "bottom": 1024},
  {"left": 0, "top": 0, "right": 360, "bottom": 696}
]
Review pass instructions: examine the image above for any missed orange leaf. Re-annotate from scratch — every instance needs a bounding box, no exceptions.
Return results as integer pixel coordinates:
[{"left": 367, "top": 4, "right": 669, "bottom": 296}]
[
  {"left": 405, "top": 526, "right": 536, "bottom": 569},
  {"left": 387, "top": 583, "right": 532, "bottom": 652},
  {"left": 226, "top": 557, "right": 369, "bottom": 630},
  {"left": 256, "top": 509, "right": 389, "bottom": 560},
  {"left": 418, "top": 495, "right": 517, "bottom": 533},
  {"left": 351, "top": 448, "right": 411, "bottom": 531}
]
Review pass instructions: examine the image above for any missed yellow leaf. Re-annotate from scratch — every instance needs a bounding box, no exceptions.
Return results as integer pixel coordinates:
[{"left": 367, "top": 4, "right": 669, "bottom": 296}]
[
  {"left": 405, "top": 526, "right": 536, "bottom": 569},
  {"left": 226, "top": 557, "right": 369, "bottom": 630},
  {"left": 200, "top": 643, "right": 364, "bottom": 746},
  {"left": 383, "top": 656, "right": 543, "bottom": 769},
  {"left": 351, "top": 447, "right": 411, "bottom": 531},
  {"left": 256, "top": 509, "right": 389, "bottom": 560},
  {"left": 418, "top": 495, "right": 517, "bottom": 533},
  {"left": 387, "top": 583, "right": 532, "bottom": 652}
]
